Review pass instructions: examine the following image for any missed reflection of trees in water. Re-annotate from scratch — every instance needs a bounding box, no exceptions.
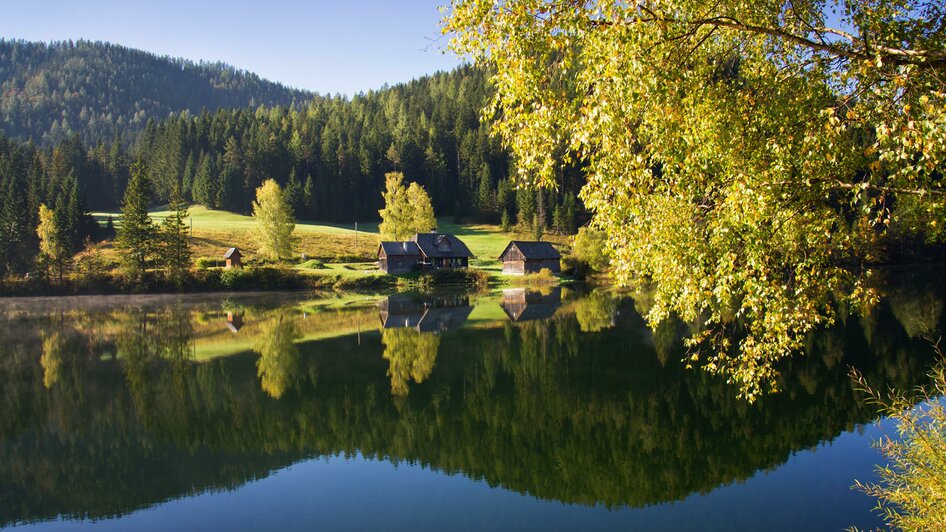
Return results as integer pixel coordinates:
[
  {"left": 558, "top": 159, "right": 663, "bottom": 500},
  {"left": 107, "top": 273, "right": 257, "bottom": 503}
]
[
  {"left": 382, "top": 328, "right": 440, "bottom": 396},
  {"left": 40, "top": 331, "right": 64, "bottom": 388},
  {"left": 255, "top": 313, "right": 301, "bottom": 399},
  {"left": 574, "top": 290, "right": 617, "bottom": 332},
  {"left": 0, "top": 278, "right": 943, "bottom": 523}
]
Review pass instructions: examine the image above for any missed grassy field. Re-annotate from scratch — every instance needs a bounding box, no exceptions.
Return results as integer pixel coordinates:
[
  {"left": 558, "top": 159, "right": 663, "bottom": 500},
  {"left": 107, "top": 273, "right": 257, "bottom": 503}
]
[{"left": 93, "top": 206, "right": 572, "bottom": 276}]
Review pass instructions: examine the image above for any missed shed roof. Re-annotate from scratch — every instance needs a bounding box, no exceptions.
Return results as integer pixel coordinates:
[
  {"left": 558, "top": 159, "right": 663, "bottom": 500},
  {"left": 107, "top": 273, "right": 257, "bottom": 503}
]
[
  {"left": 499, "top": 241, "right": 561, "bottom": 261},
  {"left": 411, "top": 233, "right": 474, "bottom": 258},
  {"left": 379, "top": 241, "right": 421, "bottom": 257},
  {"left": 223, "top": 247, "right": 241, "bottom": 258}
]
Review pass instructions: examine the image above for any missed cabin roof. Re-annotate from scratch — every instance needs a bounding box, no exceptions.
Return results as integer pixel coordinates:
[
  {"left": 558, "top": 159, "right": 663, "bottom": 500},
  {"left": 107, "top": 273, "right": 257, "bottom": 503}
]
[
  {"left": 223, "top": 247, "right": 241, "bottom": 259},
  {"left": 379, "top": 241, "right": 421, "bottom": 257},
  {"left": 499, "top": 241, "right": 561, "bottom": 261},
  {"left": 410, "top": 233, "right": 474, "bottom": 258}
]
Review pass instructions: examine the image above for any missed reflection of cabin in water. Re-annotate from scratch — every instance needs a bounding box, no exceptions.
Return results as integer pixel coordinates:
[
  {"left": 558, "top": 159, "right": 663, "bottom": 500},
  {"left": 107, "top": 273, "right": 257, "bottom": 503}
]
[
  {"left": 379, "top": 294, "right": 473, "bottom": 333},
  {"left": 498, "top": 241, "right": 561, "bottom": 275},
  {"left": 501, "top": 288, "right": 562, "bottom": 322},
  {"left": 226, "top": 311, "right": 244, "bottom": 333},
  {"left": 378, "top": 233, "right": 474, "bottom": 274}
]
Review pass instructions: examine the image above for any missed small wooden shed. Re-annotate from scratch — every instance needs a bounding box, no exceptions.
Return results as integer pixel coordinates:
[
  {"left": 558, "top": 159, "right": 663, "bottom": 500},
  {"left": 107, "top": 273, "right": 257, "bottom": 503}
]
[
  {"left": 378, "top": 241, "right": 422, "bottom": 274},
  {"left": 223, "top": 247, "right": 243, "bottom": 269},
  {"left": 499, "top": 241, "right": 561, "bottom": 275}
]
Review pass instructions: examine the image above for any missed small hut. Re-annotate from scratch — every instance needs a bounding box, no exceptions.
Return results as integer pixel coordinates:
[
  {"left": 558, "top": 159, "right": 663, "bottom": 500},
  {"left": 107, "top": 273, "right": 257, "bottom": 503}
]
[
  {"left": 223, "top": 248, "right": 243, "bottom": 269},
  {"left": 378, "top": 241, "right": 421, "bottom": 274},
  {"left": 498, "top": 241, "right": 561, "bottom": 275}
]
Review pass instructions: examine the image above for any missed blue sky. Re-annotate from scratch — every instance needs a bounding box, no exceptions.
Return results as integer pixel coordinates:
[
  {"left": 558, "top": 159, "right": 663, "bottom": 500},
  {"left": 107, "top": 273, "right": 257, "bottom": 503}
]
[{"left": 0, "top": 0, "right": 462, "bottom": 96}]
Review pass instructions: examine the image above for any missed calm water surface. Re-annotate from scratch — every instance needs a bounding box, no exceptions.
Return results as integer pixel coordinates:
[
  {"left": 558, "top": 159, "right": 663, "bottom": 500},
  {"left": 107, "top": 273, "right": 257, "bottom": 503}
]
[{"left": 1, "top": 273, "right": 942, "bottom": 531}]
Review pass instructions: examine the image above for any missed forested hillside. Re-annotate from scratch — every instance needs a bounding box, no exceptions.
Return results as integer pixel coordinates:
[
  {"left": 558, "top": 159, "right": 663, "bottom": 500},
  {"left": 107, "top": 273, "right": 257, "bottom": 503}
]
[
  {"left": 0, "top": 58, "right": 585, "bottom": 275},
  {"left": 0, "top": 39, "right": 311, "bottom": 145},
  {"left": 134, "top": 66, "right": 584, "bottom": 224}
]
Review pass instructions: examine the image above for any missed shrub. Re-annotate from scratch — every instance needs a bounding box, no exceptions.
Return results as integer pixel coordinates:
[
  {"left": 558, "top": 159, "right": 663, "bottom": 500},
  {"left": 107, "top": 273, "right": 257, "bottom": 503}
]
[
  {"left": 851, "top": 348, "right": 946, "bottom": 531},
  {"left": 417, "top": 268, "right": 490, "bottom": 288},
  {"left": 298, "top": 259, "right": 326, "bottom": 269},
  {"left": 509, "top": 268, "right": 558, "bottom": 286},
  {"left": 195, "top": 257, "right": 224, "bottom": 269}
]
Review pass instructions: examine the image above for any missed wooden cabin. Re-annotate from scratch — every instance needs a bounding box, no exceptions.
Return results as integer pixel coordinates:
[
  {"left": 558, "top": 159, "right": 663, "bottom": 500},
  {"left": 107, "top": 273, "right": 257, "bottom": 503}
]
[
  {"left": 223, "top": 247, "right": 243, "bottom": 269},
  {"left": 411, "top": 233, "right": 474, "bottom": 270},
  {"left": 498, "top": 241, "right": 561, "bottom": 275},
  {"left": 378, "top": 242, "right": 422, "bottom": 274},
  {"left": 378, "top": 233, "right": 474, "bottom": 273}
]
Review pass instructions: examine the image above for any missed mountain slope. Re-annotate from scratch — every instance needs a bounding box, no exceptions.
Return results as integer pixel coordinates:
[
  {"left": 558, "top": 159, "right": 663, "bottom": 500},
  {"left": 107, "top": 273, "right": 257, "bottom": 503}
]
[{"left": 0, "top": 39, "right": 314, "bottom": 145}]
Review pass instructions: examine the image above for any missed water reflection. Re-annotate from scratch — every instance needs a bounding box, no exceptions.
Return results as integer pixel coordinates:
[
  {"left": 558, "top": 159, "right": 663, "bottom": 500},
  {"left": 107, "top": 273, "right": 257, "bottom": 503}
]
[
  {"left": 501, "top": 287, "right": 562, "bottom": 321},
  {"left": 0, "top": 273, "right": 942, "bottom": 526},
  {"left": 379, "top": 293, "right": 473, "bottom": 333}
]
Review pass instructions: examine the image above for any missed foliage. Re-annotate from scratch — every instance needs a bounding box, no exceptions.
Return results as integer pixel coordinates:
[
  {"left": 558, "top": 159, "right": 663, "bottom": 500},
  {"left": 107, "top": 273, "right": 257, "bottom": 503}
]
[
  {"left": 195, "top": 257, "right": 224, "bottom": 269},
  {"left": 114, "top": 162, "right": 156, "bottom": 281},
  {"left": 407, "top": 181, "right": 437, "bottom": 235},
  {"left": 158, "top": 187, "right": 191, "bottom": 286},
  {"left": 571, "top": 226, "right": 612, "bottom": 273},
  {"left": 0, "top": 39, "right": 310, "bottom": 145},
  {"left": 852, "top": 345, "right": 946, "bottom": 531},
  {"left": 381, "top": 328, "right": 441, "bottom": 396},
  {"left": 446, "top": 0, "right": 946, "bottom": 400},
  {"left": 253, "top": 179, "right": 296, "bottom": 260},
  {"left": 378, "top": 172, "right": 413, "bottom": 240},
  {"left": 36, "top": 204, "right": 71, "bottom": 282},
  {"left": 254, "top": 313, "right": 301, "bottom": 399},
  {"left": 379, "top": 172, "right": 437, "bottom": 240},
  {"left": 575, "top": 291, "right": 618, "bottom": 333},
  {"left": 508, "top": 268, "right": 559, "bottom": 286}
]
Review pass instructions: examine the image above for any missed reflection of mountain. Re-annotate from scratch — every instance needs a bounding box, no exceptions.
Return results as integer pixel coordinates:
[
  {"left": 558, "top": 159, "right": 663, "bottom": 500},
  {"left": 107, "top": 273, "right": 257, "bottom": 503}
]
[
  {"left": 379, "top": 294, "right": 473, "bottom": 333},
  {"left": 0, "top": 279, "right": 941, "bottom": 524},
  {"left": 501, "top": 288, "right": 562, "bottom": 321}
]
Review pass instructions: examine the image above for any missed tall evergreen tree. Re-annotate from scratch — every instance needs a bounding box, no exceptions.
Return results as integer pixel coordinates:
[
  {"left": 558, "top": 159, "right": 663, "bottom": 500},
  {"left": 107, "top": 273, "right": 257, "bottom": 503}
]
[
  {"left": 159, "top": 186, "right": 191, "bottom": 287},
  {"left": 115, "top": 161, "right": 156, "bottom": 280}
]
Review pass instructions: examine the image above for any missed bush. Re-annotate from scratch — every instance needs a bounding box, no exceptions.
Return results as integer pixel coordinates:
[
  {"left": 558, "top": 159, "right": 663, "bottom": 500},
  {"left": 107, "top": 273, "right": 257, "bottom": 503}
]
[
  {"left": 509, "top": 268, "right": 559, "bottom": 286},
  {"left": 571, "top": 226, "right": 612, "bottom": 273},
  {"left": 195, "top": 257, "right": 224, "bottom": 269},
  {"left": 417, "top": 268, "right": 490, "bottom": 288},
  {"left": 334, "top": 274, "right": 397, "bottom": 290},
  {"left": 851, "top": 349, "right": 946, "bottom": 530},
  {"left": 298, "top": 259, "right": 326, "bottom": 269}
]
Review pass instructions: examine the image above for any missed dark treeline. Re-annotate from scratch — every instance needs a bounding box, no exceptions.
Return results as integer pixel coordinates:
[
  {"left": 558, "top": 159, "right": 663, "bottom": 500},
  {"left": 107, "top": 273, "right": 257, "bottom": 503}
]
[
  {"left": 0, "top": 134, "right": 101, "bottom": 274},
  {"left": 0, "top": 39, "right": 311, "bottom": 145},
  {"left": 133, "top": 65, "right": 583, "bottom": 225},
  {"left": 0, "top": 65, "right": 584, "bottom": 275}
]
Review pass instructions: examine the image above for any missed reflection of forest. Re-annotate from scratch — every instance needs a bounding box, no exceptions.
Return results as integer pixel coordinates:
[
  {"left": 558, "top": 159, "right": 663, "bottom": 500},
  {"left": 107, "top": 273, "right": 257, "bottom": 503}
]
[{"left": 0, "top": 274, "right": 942, "bottom": 524}]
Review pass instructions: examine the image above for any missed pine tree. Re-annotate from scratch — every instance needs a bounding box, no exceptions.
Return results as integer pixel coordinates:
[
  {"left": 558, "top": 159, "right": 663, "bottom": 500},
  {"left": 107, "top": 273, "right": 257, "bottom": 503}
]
[
  {"left": 115, "top": 161, "right": 156, "bottom": 281},
  {"left": 302, "top": 174, "right": 315, "bottom": 219},
  {"left": 159, "top": 186, "right": 191, "bottom": 287},
  {"left": 0, "top": 154, "right": 33, "bottom": 274}
]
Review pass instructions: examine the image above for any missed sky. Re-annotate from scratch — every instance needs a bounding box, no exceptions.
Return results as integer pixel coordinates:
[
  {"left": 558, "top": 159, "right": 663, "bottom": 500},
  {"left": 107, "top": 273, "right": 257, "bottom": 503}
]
[{"left": 0, "top": 0, "right": 463, "bottom": 96}]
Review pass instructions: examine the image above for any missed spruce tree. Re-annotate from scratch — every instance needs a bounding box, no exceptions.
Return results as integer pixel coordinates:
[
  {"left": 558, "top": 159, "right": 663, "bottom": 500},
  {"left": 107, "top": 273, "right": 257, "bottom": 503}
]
[
  {"left": 159, "top": 186, "right": 191, "bottom": 287},
  {"left": 115, "top": 161, "right": 156, "bottom": 281}
]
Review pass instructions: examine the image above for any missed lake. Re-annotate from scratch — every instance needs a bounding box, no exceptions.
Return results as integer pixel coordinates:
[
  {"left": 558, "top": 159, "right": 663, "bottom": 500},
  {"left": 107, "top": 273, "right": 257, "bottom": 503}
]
[{"left": 1, "top": 271, "right": 942, "bottom": 531}]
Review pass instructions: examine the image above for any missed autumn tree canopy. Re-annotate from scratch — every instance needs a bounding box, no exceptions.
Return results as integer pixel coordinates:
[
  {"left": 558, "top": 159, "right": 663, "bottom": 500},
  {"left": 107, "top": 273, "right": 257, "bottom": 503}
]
[{"left": 445, "top": 0, "right": 946, "bottom": 399}]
